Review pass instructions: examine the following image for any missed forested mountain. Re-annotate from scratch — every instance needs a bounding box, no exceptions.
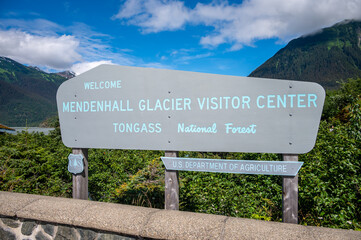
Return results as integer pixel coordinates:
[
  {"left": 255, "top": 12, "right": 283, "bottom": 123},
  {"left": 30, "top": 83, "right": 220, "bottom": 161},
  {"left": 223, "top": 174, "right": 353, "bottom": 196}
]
[
  {"left": 0, "top": 57, "right": 70, "bottom": 126},
  {"left": 249, "top": 20, "right": 361, "bottom": 88}
]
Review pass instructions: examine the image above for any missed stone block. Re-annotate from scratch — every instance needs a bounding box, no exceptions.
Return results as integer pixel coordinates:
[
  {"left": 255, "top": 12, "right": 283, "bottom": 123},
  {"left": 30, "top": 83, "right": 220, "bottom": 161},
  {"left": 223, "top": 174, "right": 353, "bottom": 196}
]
[
  {"left": 73, "top": 201, "right": 158, "bottom": 236},
  {"left": 223, "top": 217, "right": 309, "bottom": 239},
  {"left": 21, "top": 221, "right": 37, "bottom": 236},
  {"left": 78, "top": 228, "right": 98, "bottom": 240},
  {"left": 142, "top": 210, "right": 227, "bottom": 240},
  {"left": 36, "top": 231, "right": 52, "bottom": 240},
  {"left": 42, "top": 224, "right": 55, "bottom": 237},
  {"left": 306, "top": 225, "right": 361, "bottom": 240},
  {"left": 0, "top": 227, "right": 16, "bottom": 240},
  {"left": 54, "top": 225, "right": 78, "bottom": 240},
  {"left": 1, "top": 217, "right": 20, "bottom": 228},
  {"left": 0, "top": 191, "right": 45, "bottom": 216},
  {"left": 16, "top": 196, "right": 91, "bottom": 225},
  {"left": 98, "top": 233, "right": 136, "bottom": 240}
]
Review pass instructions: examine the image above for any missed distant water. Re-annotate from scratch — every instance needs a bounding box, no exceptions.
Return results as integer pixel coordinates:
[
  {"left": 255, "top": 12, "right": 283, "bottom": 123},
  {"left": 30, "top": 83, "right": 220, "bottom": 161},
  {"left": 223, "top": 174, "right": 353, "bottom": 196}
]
[{"left": 12, "top": 127, "right": 55, "bottom": 135}]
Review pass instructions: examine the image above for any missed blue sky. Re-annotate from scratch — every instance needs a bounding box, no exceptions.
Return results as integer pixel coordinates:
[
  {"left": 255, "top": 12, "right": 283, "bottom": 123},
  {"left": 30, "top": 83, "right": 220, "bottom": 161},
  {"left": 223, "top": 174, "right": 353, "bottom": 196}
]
[{"left": 1, "top": 0, "right": 361, "bottom": 76}]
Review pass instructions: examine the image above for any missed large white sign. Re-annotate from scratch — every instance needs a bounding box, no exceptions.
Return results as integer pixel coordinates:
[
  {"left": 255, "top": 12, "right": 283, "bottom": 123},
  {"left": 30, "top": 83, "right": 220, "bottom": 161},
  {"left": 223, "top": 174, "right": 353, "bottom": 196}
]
[{"left": 57, "top": 65, "right": 325, "bottom": 153}]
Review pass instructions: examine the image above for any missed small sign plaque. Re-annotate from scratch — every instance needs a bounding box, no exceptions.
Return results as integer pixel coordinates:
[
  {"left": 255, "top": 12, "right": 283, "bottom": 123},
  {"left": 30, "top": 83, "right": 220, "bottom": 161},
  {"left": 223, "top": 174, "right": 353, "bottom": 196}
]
[
  {"left": 68, "top": 154, "right": 84, "bottom": 174},
  {"left": 161, "top": 157, "right": 303, "bottom": 176}
]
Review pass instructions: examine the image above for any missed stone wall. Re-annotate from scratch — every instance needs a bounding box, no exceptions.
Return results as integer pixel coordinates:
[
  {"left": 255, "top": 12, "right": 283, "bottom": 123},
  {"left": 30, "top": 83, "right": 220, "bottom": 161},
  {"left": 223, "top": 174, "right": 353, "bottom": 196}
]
[
  {"left": 0, "top": 191, "right": 360, "bottom": 240},
  {"left": 0, "top": 216, "right": 135, "bottom": 240}
]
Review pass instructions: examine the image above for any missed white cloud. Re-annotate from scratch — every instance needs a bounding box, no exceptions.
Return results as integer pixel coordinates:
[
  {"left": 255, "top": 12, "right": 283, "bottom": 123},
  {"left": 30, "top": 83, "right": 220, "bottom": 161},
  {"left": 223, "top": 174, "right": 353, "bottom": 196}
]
[
  {"left": 159, "top": 48, "right": 212, "bottom": 66},
  {"left": 115, "top": 0, "right": 361, "bottom": 48},
  {"left": 0, "top": 29, "right": 81, "bottom": 69},
  {"left": 71, "top": 60, "right": 173, "bottom": 75},
  {"left": 177, "top": 52, "right": 213, "bottom": 63},
  {"left": 70, "top": 60, "right": 115, "bottom": 75},
  {"left": 0, "top": 19, "right": 135, "bottom": 72},
  {"left": 141, "top": 62, "right": 173, "bottom": 69},
  {"left": 115, "top": 0, "right": 190, "bottom": 33},
  {"left": 0, "top": 18, "right": 64, "bottom": 36}
]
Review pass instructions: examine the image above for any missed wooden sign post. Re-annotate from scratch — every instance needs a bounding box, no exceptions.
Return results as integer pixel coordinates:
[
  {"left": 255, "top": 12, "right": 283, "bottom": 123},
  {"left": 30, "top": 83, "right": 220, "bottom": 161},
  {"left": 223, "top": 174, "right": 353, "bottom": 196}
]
[
  {"left": 164, "top": 151, "right": 179, "bottom": 210},
  {"left": 72, "top": 148, "right": 88, "bottom": 200},
  {"left": 282, "top": 154, "right": 299, "bottom": 224}
]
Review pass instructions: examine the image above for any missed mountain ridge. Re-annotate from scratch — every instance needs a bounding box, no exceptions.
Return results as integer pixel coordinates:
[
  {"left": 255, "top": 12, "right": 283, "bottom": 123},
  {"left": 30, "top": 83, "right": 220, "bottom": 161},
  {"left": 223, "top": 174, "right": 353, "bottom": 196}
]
[
  {"left": 0, "top": 57, "right": 69, "bottom": 126},
  {"left": 249, "top": 20, "right": 361, "bottom": 88}
]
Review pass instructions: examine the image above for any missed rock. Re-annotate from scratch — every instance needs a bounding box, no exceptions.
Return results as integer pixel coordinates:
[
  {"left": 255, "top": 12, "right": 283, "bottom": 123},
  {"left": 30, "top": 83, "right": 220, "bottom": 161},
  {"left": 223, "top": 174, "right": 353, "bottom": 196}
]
[
  {"left": 42, "top": 224, "right": 55, "bottom": 237},
  {"left": 54, "top": 225, "right": 77, "bottom": 240},
  {"left": 36, "top": 231, "right": 51, "bottom": 240},
  {"left": 1, "top": 218, "right": 20, "bottom": 228},
  {"left": 0, "top": 227, "right": 16, "bottom": 240},
  {"left": 98, "top": 233, "right": 136, "bottom": 240},
  {"left": 21, "top": 221, "right": 37, "bottom": 235},
  {"left": 78, "top": 228, "right": 98, "bottom": 240}
]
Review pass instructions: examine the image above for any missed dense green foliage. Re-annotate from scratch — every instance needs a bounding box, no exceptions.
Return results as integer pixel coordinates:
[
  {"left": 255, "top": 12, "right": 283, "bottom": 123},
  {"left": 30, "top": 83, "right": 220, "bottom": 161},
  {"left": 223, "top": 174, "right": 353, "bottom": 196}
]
[
  {"left": 0, "top": 78, "right": 360, "bottom": 230},
  {"left": 0, "top": 129, "right": 72, "bottom": 196},
  {"left": 250, "top": 20, "right": 361, "bottom": 89},
  {"left": 0, "top": 57, "right": 67, "bottom": 126}
]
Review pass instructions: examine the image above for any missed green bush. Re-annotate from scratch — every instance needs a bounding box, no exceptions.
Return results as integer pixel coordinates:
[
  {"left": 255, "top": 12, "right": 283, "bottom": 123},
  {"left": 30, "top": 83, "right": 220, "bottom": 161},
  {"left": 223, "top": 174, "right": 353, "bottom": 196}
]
[
  {"left": 299, "top": 119, "right": 361, "bottom": 229},
  {"left": 0, "top": 131, "right": 72, "bottom": 197}
]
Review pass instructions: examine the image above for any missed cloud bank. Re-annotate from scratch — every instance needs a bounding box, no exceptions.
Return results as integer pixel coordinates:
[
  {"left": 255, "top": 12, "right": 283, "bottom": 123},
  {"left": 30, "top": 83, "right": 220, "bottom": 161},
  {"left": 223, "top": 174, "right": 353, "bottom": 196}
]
[
  {"left": 70, "top": 60, "right": 115, "bottom": 75},
  {"left": 115, "top": 0, "right": 361, "bottom": 49},
  {"left": 0, "top": 19, "right": 134, "bottom": 75},
  {"left": 0, "top": 29, "right": 81, "bottom": 69}
]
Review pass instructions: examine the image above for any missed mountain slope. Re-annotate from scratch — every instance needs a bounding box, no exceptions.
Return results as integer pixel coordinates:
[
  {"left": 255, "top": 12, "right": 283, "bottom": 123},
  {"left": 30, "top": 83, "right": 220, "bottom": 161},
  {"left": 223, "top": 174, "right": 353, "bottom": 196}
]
[
  {"left": 0, "top": 57, "right": 68, "bottom": 126},
  {"left": 249, "top": 20, "right": 361, "bottom": 88}
]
